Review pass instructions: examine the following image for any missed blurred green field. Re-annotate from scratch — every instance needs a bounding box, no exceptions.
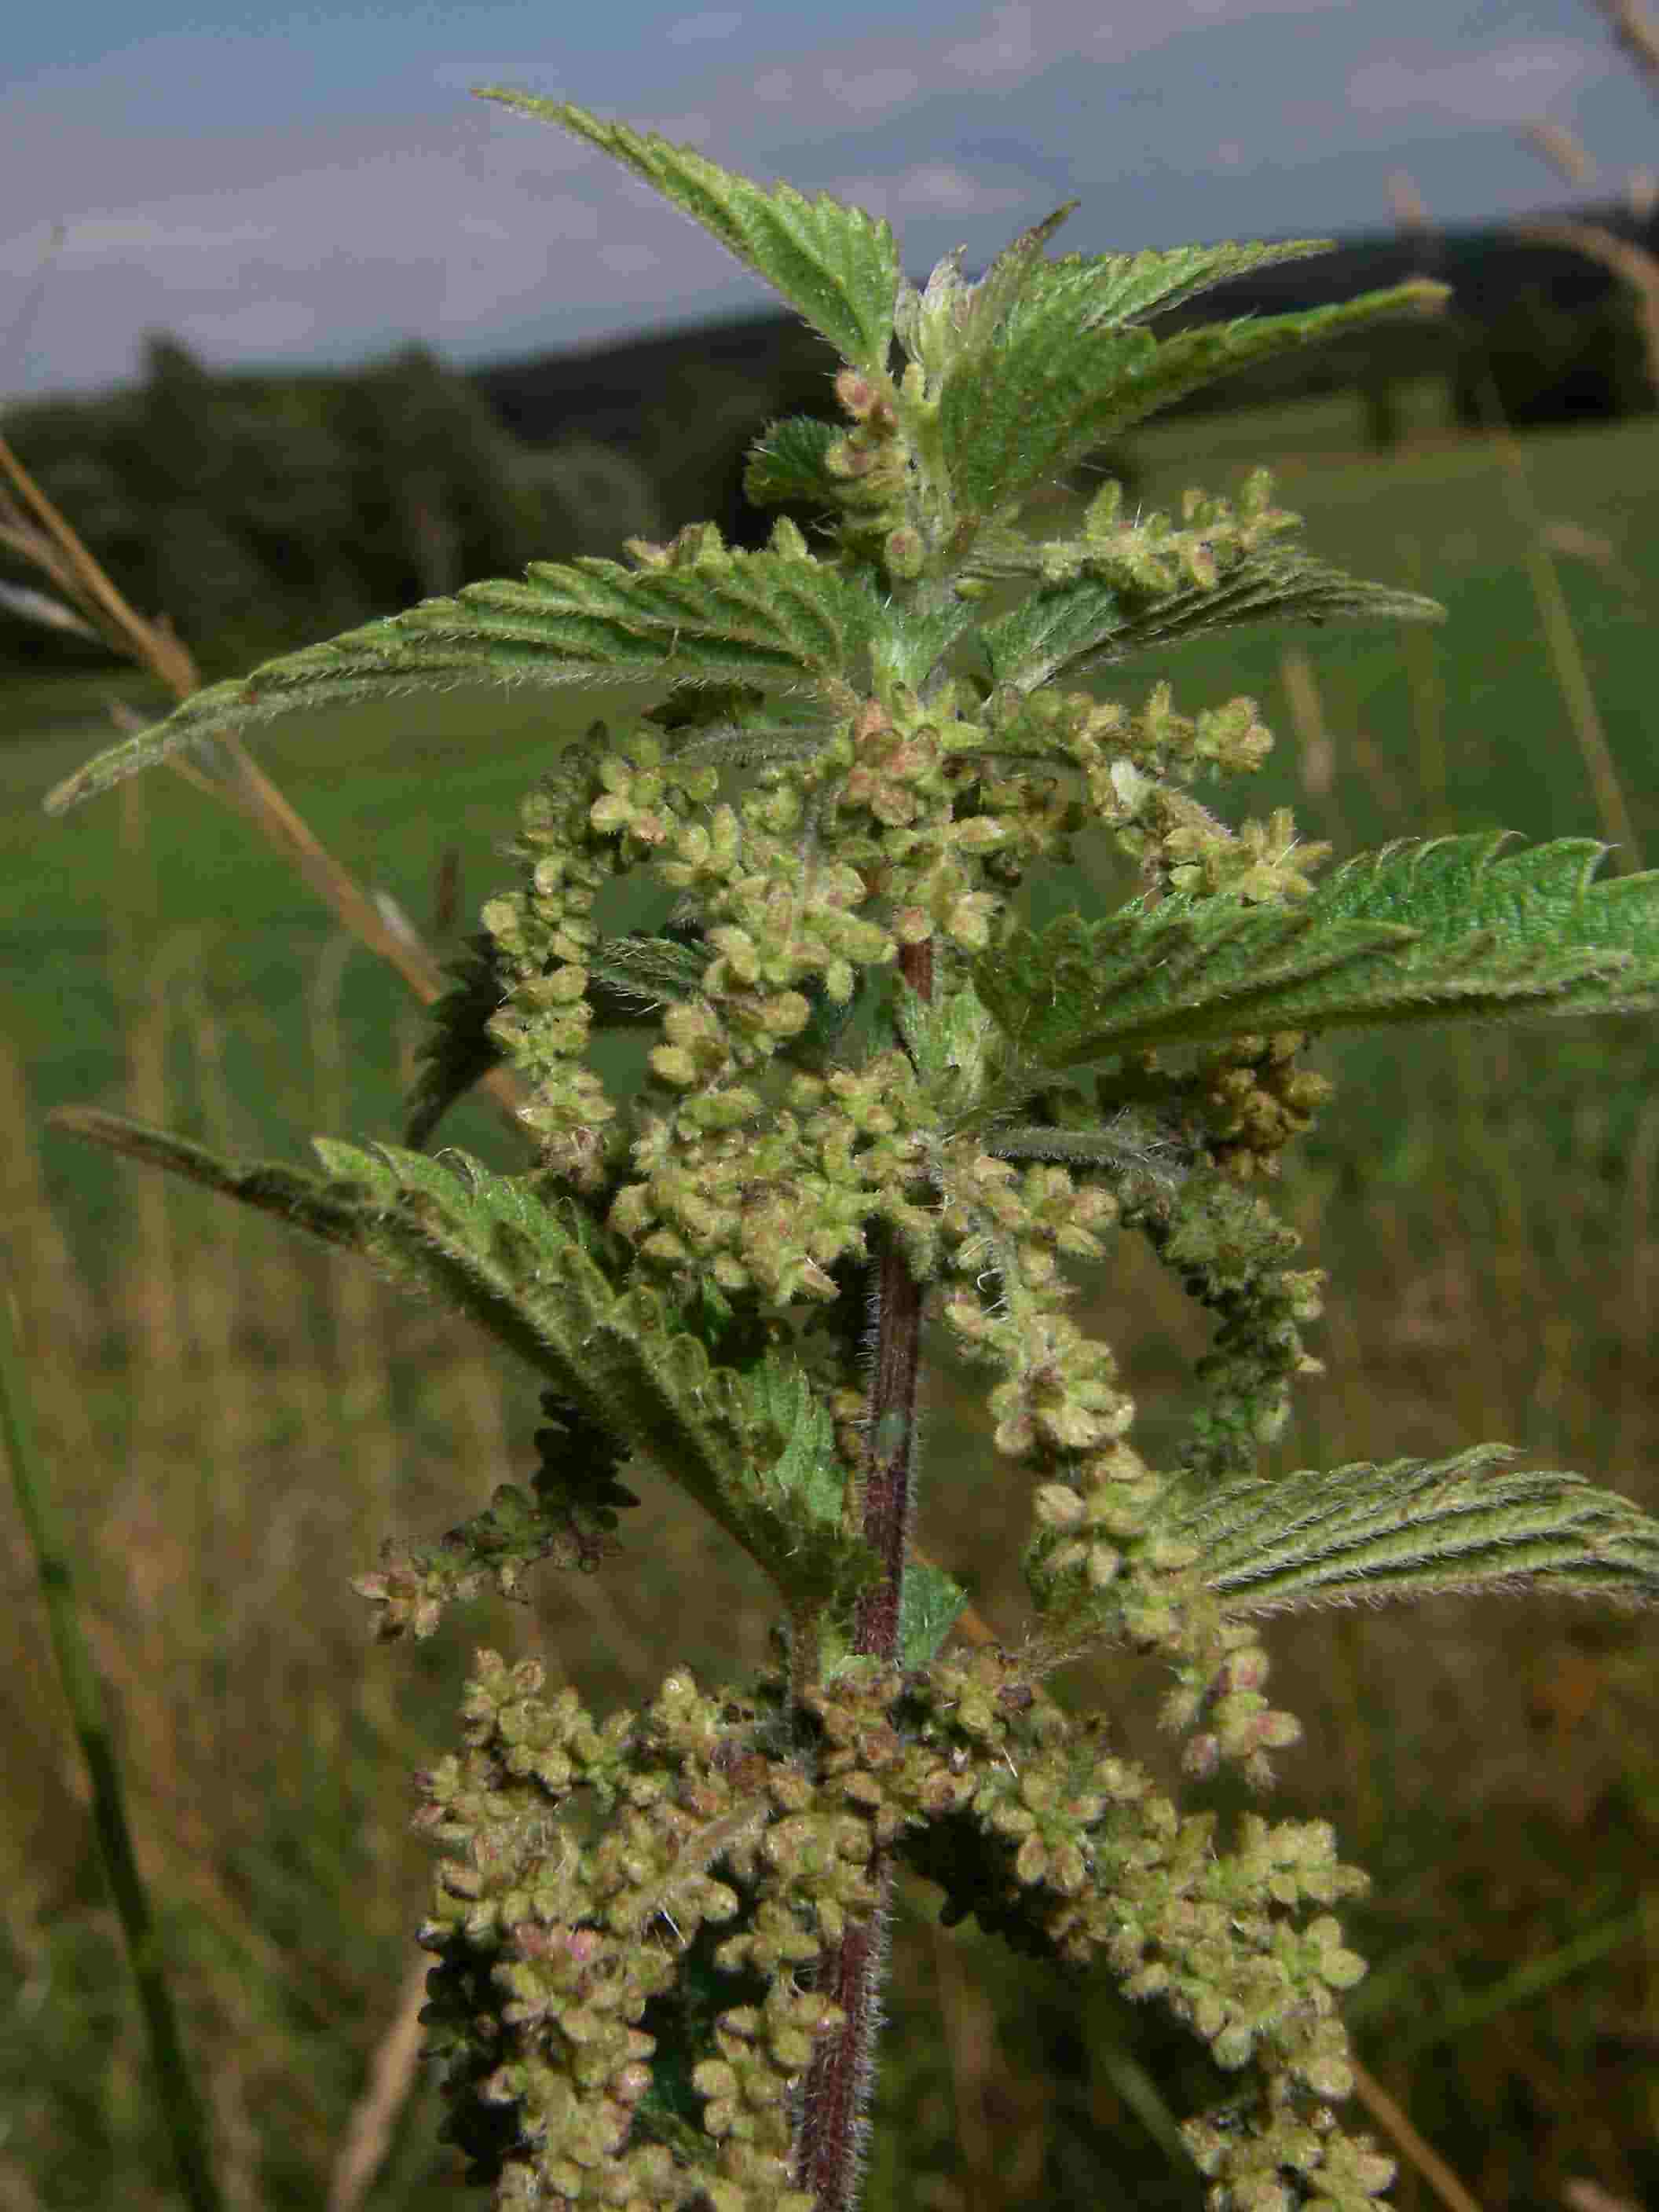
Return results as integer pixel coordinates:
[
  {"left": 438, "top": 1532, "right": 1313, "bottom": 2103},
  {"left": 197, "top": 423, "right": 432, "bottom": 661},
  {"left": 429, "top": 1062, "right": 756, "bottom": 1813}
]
[{"left": 5, "top": 395, "right": 1659, "bottom": 2210}]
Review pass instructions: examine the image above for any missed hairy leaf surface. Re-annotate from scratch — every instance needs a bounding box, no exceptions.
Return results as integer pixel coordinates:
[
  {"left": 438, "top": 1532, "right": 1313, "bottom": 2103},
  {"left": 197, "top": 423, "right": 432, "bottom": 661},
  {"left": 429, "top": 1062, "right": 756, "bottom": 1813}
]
[
  {"left": 51, "top": 1111, "right": 870, "bottom": 1602},
  {"left": 405, "top": 935, "right": 510, "bottom": 1151},
  {"left": 743, "top": 416, "right": 845, "bottom": 515},
  {"left": 980, "top": 550, "right": 1443, "bottom": 692},
  {"left": 942, "top": 280, "right": 1446, "bottom": 521},
  {"left": 742, "top": 1352, "right": 854, "bottom": 1575},
  {"left": 476, "top": 90, "right": 900, "bottom": 374},
  {"left": 46, "top": 552, "right": 870, "bottom": 812},
  {"left": 1169, "top": 1446, "right": 1659, "bottom": 1612},
  {"left": 976, "top": 835, "right": 1659, "bottom": 1065},
  {"left": 898, "top": 1562, "right": 972, "bottom": 1668},
  {"left": 994, "top": 238, "right": 1335, "bottom": 335}
]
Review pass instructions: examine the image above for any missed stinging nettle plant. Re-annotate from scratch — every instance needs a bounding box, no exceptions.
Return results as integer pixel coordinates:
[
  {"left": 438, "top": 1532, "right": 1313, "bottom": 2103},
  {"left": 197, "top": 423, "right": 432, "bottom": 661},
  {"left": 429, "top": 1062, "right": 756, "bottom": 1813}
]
[{"left": 46, "top": 88, "right": 1659, "bottom": 2212}]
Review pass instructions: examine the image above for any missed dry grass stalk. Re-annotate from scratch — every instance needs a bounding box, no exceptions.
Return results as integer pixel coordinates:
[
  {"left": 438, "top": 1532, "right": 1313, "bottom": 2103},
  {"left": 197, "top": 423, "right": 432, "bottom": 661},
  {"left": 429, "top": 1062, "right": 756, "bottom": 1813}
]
[
  {"left": 1592, "top": 0, "right": 1659, "bottom": 96},
  {"left": 1563, "top": 2180, "right": 1646, "bottom": 2212},
  {"left": 1350, "top": 2065, "right": 1485, "bottom": 2212},
  {"left": 1386, "top": 170, "right": 1433, "bottom": 237},
  {"left": 1516, "top": 2, "right": 1659, "bottom": 397},
  {"left": 327, "top": 1954, "right": 432, "bottom": 2212},
  {"left": 1524, "top": 121, "right": 1597, "bottom": 189},
  {"left": 0, "top": 429, "right": 530, "bottom": 1137},
  {"left": 1278, "top": 645, "right": 1335, "bottom": 800},
  {"left": 1492, "top": 427, "right": 1644, "bottom": 865}
]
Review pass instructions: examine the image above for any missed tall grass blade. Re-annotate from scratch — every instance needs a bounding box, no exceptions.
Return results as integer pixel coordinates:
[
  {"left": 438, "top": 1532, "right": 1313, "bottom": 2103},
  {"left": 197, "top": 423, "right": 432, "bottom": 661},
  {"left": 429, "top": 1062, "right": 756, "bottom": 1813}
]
[
  {"left": 1387, "top": 1903, "right": 1648, "bottom": 2063},
  {"left": 0, "top": 1280, "right": 225, "bottom": 2212}
]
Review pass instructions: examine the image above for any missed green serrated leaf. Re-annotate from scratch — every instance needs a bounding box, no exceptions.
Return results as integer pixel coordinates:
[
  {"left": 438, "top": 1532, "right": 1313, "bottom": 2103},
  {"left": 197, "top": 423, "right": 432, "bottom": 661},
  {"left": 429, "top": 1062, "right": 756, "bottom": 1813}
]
[
  {"left": 53, "top": 1109, "right": 870, "bottom": 1605},
  {"left": 405, "top": 934, "right": 507, "bottom": 1150},
  {"left": 898, "top": 1562, "right": 971, "bottom": 1668},
  {"left": 46, "top": 1106, "right": 397, "bottom": 1262},
  {"left": 942, "top": 278, "right": 1446, "bottom": 521},
  {"left": 587, "top": 932, "right": 712, "bottom": 1013},
  {"left": 1163, "top": 1446, "right": 1659, "bottom": 1613},
  {"left": 477, "top": 90, "right": 900, "bottom": 373},
  {"left": 712, "top": 1348, "right": 876, "bottom": 1607},
  {"left": 981, "top": 550, "right": 1443, "bottom": 693},
  {"left": 1098, "top": 283, "right": 1449, "bottom": 451},
  {"left": 746, "top": 1353, "right": 856, "bottom": 1550},
  {"left": 978, "top": 576, "right": 1130, "bottom": 691},
  {"left": 998, "top": 238, "right": 1336, "bottom": 336},
  {"left": 867, "top": 592, "right": 979, "bottom": 694},
  {"left": 976, "top": 835, "right": 1659, "bottom": 1067},
  {"left": 975, "top": 904, "right": 1405, "bottom": 1067},
  {"left": 744, "top": 416, "right": 844, "bottom": 513},
  {"left": 892, "top": 977, "right": 1005, "bottom": 1123},
  {"left": 45, "top": 551, "right": 870, "bottom": 813},
  {"left": 1275, "top": 833, "right": 1659, "bottom": 1026}
]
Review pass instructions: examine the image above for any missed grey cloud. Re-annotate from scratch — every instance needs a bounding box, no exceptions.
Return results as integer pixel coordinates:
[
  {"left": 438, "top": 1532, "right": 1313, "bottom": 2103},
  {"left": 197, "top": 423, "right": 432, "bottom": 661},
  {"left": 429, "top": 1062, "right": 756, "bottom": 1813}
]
[
  {"left": 1347, "top": 38, "right": 1605, "bottom": 126},
  {"left": 5, "top": 0, "right": 1655, "bottom": 397},
  {"left": 665, "top": 11, "right": 745, "bottom": 46}
]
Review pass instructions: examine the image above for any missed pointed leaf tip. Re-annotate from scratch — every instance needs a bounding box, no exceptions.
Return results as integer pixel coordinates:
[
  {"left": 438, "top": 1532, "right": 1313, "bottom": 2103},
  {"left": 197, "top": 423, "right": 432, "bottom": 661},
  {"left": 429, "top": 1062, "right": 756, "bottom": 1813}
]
[
  {"left": 942, "top": 271, "right": 1449, "bottom": 519},
  {"left": 1170, "top": 1446, "right": 1659, "bottom": 1614},
  {"left": 42, "top": 551, "right": 870, "bottom": 808},
  {"left": 474, "top": 87, "right": 901, "bottom": 372},
  {"left": 976, "top": 834, "right": 1659, "bottom": 1064}
]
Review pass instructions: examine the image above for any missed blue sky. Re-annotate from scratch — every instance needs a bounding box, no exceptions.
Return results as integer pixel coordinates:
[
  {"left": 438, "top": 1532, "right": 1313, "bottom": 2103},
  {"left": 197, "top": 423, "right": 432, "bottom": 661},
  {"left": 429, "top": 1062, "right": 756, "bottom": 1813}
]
[{"left": 4, "top": 0, "right": 1657, "bottom": 397}]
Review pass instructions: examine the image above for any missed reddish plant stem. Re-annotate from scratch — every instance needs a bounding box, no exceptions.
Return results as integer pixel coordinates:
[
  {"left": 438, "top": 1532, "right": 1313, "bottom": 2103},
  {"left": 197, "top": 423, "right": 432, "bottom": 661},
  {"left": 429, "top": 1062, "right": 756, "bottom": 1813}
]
[
  {"left": 792, "top": 1907, "right": 888, "bottom": 2210},
  {"left": 850, "top": 1232, "right": 925, "bottom": 1660},
  {"left": 796, "top": 935, "right": 933, "bottom": 2210},
  {"left": 853, "top": 925, "right": 933, "bottom": 1664}
]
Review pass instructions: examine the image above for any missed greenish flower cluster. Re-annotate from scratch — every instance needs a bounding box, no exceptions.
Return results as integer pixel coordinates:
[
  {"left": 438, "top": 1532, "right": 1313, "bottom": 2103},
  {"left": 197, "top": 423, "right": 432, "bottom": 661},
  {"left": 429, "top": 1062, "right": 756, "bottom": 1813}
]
[
  {"left": 1148, "top": 1172, "right": 1328, "bottom": 1474},
  {"left": 1195, "top": 1032, "right": 1333, "bottom": 1181},
  {"left": 890, "top": 1647, "right": 1382, "bottom": 2211},
  {"left": 355, "top": 1391, "right": 641, "bottom": 1639},
  {"left": 970, "top": 465, "right": 1301, "bottom": 589},
  {"left": 477, "top": 745, "right": 634, "bottom": 1190},
  {"left": 936, "top": 1142, "right": 1130, "bottom": 1456},
  {"left": 419, "top": 1646, "right": 1384, "bottom": 2212},
  {"left": 984, "top": 673, "right": 1324, "bottom": 905},
  {"left": 418, "top": 1652, "right": 827, "bottom": 2211},
  {"left": 615, "top": 1049, "right": 929, "bottom": 1305}
]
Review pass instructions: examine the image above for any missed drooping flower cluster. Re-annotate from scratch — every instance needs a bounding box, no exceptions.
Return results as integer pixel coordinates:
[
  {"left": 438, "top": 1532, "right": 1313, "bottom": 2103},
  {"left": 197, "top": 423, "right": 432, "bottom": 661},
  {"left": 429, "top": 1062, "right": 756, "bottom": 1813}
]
[{"left": 419, "top": 1642, "right": 1388, "bottom": 2212}]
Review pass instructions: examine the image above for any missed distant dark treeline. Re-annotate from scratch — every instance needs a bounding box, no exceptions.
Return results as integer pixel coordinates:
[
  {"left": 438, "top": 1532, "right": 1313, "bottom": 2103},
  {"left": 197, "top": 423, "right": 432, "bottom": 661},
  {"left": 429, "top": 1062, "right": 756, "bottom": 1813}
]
[
  {"left": 3, "top": 203, "right": 1654, "bottom": 679},
  {"left": 1, "top": 336, "right": 665, "bottom": 679}
]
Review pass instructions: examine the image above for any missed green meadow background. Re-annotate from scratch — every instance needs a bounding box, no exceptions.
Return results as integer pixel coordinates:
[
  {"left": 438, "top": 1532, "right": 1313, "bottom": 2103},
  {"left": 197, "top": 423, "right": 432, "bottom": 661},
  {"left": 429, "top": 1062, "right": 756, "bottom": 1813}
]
[{"left": 4, "top": 378, "right": 1658, "bottom": 2209}]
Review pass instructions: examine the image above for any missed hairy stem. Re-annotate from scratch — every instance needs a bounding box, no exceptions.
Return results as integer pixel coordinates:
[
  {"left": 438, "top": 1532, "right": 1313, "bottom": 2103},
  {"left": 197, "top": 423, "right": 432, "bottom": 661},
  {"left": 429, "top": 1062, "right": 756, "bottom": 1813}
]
[
  {"left": 796, "top": 937, "right": 932, "bottom": 2210},
  {"left": 850, "top": 1232, "right": 925, "bottom": 1660},
  {"left": 792, "top": 1900, "right": 892, "bottom": 2212}
]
